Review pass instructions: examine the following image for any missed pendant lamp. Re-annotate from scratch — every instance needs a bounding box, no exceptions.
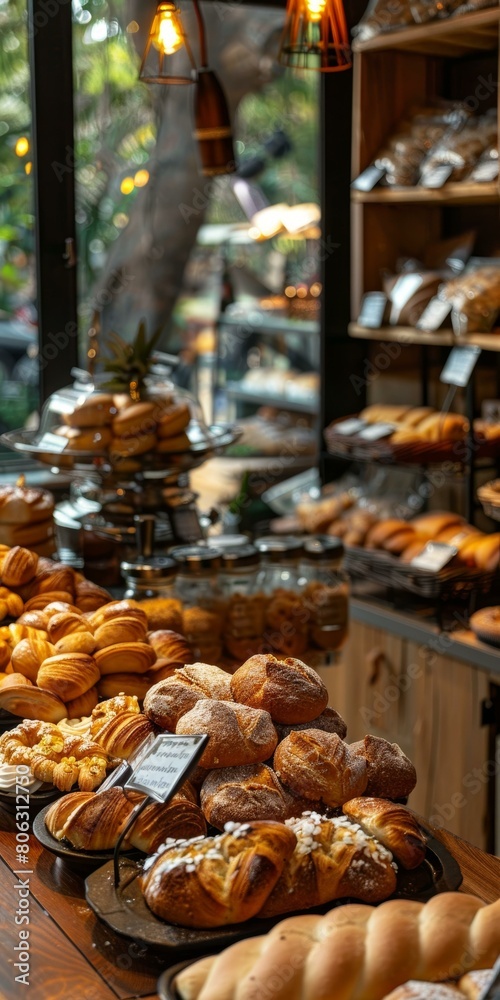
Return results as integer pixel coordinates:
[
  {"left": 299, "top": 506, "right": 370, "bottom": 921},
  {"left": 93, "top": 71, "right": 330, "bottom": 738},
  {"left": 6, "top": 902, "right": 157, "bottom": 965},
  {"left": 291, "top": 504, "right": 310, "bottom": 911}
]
[
  {"left": 139, "top": 1, "right": 196, "bottom": 84},
  {"left": 279, "top": 0, "right": 351, "bottom": 72}
]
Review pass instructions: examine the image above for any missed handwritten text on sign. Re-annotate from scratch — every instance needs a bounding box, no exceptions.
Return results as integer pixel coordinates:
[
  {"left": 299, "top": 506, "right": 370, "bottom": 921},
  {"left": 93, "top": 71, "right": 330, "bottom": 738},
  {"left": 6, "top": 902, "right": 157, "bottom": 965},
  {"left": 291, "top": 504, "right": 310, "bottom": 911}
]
[{"left": 125, "top": 733, "right": 208, "bottom": 803}]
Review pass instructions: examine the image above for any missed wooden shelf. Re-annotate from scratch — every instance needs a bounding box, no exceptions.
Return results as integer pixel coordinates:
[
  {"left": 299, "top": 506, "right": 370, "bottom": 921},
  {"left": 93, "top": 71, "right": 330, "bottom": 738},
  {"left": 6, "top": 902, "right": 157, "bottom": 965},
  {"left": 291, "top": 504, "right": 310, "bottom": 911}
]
[
  {"left": 348, "top": 323, "right": 500, "bottom": 351},
  {"left": 225, "top": 383, "right": 319, "bottom": 414},
  {"left": 352, "top": 7, "right": 500, "bottom": 56},
  {"left": 351, "top": 181, "right": 499, "bottom": 205}
]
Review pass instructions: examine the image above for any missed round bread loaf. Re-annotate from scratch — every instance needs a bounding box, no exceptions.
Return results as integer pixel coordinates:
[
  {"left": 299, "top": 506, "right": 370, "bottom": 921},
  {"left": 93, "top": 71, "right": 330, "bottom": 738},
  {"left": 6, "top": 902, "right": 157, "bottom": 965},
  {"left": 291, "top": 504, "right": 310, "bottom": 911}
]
[
  {"left": 349, "top": 735, "right": 417, "bottom": 799},
  {"left": 275, "top": 706, "right": 347, "bottom": 742},
  {"left": 200, "top": 763, "right": 292, "bottom": 829},
  {"left": 143, "top": 662, "right": 232, "bottom": 730},
  {"left": 230, "top": 654, "right": 328, "bottom": 724},
  {"left": 176, "top": 700, "right": 278, "bottom": 768},
  {"left": 273, "top": 729, "right": 368, "bottom": 806}
]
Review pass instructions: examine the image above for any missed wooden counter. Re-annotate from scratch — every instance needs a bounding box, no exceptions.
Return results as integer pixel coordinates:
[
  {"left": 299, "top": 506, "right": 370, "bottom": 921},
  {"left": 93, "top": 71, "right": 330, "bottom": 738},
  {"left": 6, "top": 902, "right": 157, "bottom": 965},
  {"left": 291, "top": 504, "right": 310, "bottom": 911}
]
[{"left": 0, "top": 809, "right": 499, "bottom": 1000}]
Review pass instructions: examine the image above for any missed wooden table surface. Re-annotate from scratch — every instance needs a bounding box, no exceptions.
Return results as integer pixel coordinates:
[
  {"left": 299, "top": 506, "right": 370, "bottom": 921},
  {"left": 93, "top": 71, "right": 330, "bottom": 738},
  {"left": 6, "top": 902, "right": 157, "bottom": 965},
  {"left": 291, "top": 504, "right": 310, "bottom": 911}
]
[{"left": 0, "top": 806, "right": 499, "bottom": 1000}]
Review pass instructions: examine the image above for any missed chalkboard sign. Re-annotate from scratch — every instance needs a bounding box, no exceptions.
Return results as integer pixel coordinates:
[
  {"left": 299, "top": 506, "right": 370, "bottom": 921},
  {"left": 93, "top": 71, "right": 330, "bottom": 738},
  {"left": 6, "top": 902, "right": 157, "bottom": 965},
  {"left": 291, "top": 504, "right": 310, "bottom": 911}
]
[{"left": 125, "top": 733, "right": 208, "bottom": 803}]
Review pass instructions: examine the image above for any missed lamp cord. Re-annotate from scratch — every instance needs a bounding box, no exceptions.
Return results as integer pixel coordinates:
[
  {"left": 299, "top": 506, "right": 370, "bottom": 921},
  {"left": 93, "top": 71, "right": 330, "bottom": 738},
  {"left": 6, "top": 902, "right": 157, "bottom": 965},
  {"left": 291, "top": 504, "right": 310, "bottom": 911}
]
[{"left": 192, "top": 0, "right": 208, "bottom": 68}]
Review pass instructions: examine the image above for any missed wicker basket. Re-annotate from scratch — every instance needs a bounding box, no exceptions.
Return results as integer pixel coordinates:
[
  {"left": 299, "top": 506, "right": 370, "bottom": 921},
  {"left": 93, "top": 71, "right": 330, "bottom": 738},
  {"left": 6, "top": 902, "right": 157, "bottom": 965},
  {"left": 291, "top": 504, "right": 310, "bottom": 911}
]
[
  {"left": 344, "top": 545, "right": 494, "bottom": 600},
  {"left": 324, "top": 417, "right": 500, "bottom": 467}
]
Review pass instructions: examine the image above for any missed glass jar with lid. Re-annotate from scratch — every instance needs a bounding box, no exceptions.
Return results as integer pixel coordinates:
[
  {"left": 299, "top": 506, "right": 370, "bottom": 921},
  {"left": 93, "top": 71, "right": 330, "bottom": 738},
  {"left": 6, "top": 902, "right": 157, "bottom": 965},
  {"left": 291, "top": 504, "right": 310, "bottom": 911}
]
[
  {"left": 219, "top": 544, "right": 260, "bottom": 597},
  {"left": 170, "top": 545, "right": 223, "bottom": 610},
  {"left": 299, "top": 535, "right": 349, "bottom": 651},
  {"left": 121, "top": 555, "right": 177, "bottom": 601},
  {"left": 254, "top": 535, "right": 304, "bottom": 594}
]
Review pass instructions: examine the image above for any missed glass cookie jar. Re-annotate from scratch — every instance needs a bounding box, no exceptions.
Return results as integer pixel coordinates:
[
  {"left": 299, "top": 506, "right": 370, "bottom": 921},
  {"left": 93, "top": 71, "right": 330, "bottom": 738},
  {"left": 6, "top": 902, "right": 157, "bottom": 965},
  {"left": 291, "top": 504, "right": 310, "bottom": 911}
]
[
  {"left": 254, "top": 535, "right": 304, "bottom": 594},
  {"left": 299, "top": 535, "right": 349, "bottom": 651}
]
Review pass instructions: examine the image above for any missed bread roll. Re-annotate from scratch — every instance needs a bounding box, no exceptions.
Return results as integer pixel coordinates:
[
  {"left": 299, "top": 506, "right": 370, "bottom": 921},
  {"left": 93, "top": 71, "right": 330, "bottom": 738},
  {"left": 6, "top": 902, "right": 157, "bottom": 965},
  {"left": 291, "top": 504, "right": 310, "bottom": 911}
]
[
  {"left": 342, "top": 798, "right": 426, "bottom": 869},
  {"left": 230, "top": 654, "right": 328, "bottom": 724},
  {"left": 275, "top": 706, "right": 347, "bottom": 742},
  {"left": 360, "top": 404, "right": 411, "bottom": 424},
  {"left": 54, "top": 631, "right": 97, "bottom": 655},
  {"left": 365, "top": 519, "right": 413, "bottom": 550},
  {"left": 176, "top": 699, "right": 278, "bottom": 768},
  {"left": 111, "top": 401, "right": 156, "bottom": 438},
  {"left": 37, "top": 652, "right": 100, "bottom": 701},
  {"left": 143, "top": 663, "right": 232, "bottom": 730},
  {"left": 274, "top": 730, "right": 367, "bottom": 806},
  {"left": 29, "top": 563, "right": 75, "bottom": 596},
  {"left": 200, "top": 764, "right": 292, "bottom": 829},
  {"left": 141, "top": 820, "right": 297, "bottom": 928},
  {"left": 0, "top": 485, "right": 54, "bottom": 524},
  {"left": 24, "top": 591, "right": 75, "bottom": 612},
  {"left": 350, "top": 735, "right": 417, "bottom": 799},
  {"left": 416, "top": 412, "right": 468, "bottom": 442},
  {"left": 410, "top": 512, "right": 464, "bottom": 540},
  {"left": 74, "top": 580, "right": 112, "bottom": 613},
  {"left": 468, "top": 533, "right": 500, "bottom": 572},
  {"left": 64, "top": 393, "right": 115, "bottom": 428}
]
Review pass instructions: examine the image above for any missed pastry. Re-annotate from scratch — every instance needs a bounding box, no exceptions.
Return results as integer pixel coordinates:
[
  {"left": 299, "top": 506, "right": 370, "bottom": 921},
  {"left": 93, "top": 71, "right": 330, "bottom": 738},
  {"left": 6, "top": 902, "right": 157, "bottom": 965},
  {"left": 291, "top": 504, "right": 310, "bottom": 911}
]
[
  {"left": 11, "top": 637, "right": 56, "bottom": 683},
  {"left": 342, "top": 798, "right": 426, "bottom": 868},
  {"left": 275, "top": 706, "right": 347, "bottom": 742},
  {"left": 65, "top": 685, "right": 98, "bottom": 719},
  {"left": 145, "top": 628, "right": 191, "bottom": 666},
  {"left": 350, "top": 735, "right": 417, "bottom": 799},
  {"left": 90, "top": 693, "right": 141, "bottom": 735},
  {"left": 88, "top": 599, "right": 148, "bottom": 631},
  {"left": 469, "top": 606, "right": 500, "bottom": 647},
  {"left": 23, "top": 591, "right": 75, "bottom": 612},
  {"left": 97, "top": 673, "right": 152, "bottom": 701},
  {"left": 93, "top": 616, "right": 147, "bottom": 649},
  {"left": 156, "top": 402, "right": 190, "bottom": 438},
  {"left": 200, "top": 764, "right": 293, "bottom": 829},
  {"left": 155, "top": 432, "right": 190, "bottom": 453},
  {"left": 176, "top": 700, "right": 278, "bottom": 768},
  {"left": 111, "top": 401, "right": 157, "bottom": 438},
  {"left": 0, "top": 485, "right": 54, "bottom": 524},
  {"left": 174, "top": 893, "right": 500, "bottom": 1000},
  {"left": 230, "top": 654, "right": 329, "bottom": 724},
  {"left": 141, "top": 820, "right": 297, "bottom": 928},
  {"left": 92, "top": 711, "right": 155, "bottom": 759},
  {"left": 1, "top": 546, "right": 39, "bottom": 586},
  {"left": 274, "top": 730, "right": 368, "bottom": 806},
  {"left": 259, "top": 811, "right": 397, "bottom": 917},
  {"left": 0, "top": 683, "right": 67, "bottom": 722},
  {"left": 54, "top": 425, "right": 112, "bottom": 452},
  {"left": 46, "top": 611, "right": 92, "bottom": 645},
  {"left": 94, "top": 641, "right": 156, "bottom": 675},
  {"left": 110, "top": 431, "right": 157, "bottom": 459},
  {"left": 0, "top": 587, "right": 24, "bottom": 620},
  {"left": 410, "top": 512, "right": 465, "bottom": 540},
  {"left": 29, "top": 563, "right": 75, "bottom": 596},
  {"left": 54, "top": 631, "right": 97, "bottom": 655},
  {"left": 143, "top": 663, "right": 232, "bottom": 730},
  {"left": 64, "top": 393, "right": 116, "bottom": 428},
  {"left": 74, "top": 581, "right": 112, "bottom": 612},
  {"left": 37, "top": 652, "right": 100, "bottom": 701},
  {"left": 0, "top": 519, "right": 54, "bottom": 548}
]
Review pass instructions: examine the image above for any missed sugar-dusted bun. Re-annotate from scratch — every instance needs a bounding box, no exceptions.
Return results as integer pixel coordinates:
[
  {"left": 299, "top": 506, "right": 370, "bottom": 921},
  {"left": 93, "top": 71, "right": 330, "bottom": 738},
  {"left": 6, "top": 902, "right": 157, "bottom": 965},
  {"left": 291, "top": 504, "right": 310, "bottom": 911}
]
[
  {"left": 146, "top": 629, "right": 193, "bottom": 667},
  {"left": 0, "top": 485, "right": 54, "bottom": 524},
  {"left": 275, "top": 706, "right": 347, "bottom": 742},
  {"left": 97, "top": 672, "right": 152, "bottom": 701},
  {"left": 64, "top": 393, "right": 116, "bottom": 428},
  {"left": 200, "top": 763, "right": 291, "bottom": 830},
  {"left": 111, "top": 401, "right": 156, "bottom": 438},
  {"left": 94, "top": 641, "right": 156, "bottom": 676},
  {"left": 37, "top": 652, "right": 100, "bottom": 701},
  {"left": 410, "top": 511, "right": 464, "bottom": 540},
  {"left": 230, "top": 654, "right": 328, "bottom": 725},
  {"left": 93, "top": 616, "right": 147, "bottom": 649},
  {"left": 88, "top": 599, "right": 148, "bottom": 631},
  {"left": 74, "top": 580, "right": 112, "bottom": 613},
  {"left": 350, "top": 735, "right": 417, "bottom": 799},
  {"left": 65, "top": 685, "right": 98, "bottom": 719},
  {"left": 143, "top": 663, "right": 232, "bottom": 730},
  {"left": 47, "top": 611, "right": 93, "bottom": 645},
  {"left": 138, "top": 598, "right": 183, "bottom": 633},
  {"left": 365, "top": 519, "right": 412, "bottom": 550},
  {"left": 11, "top": 636, "right": 56, "bottom": 683},
  {"left": 156, "top": 402, "right": 191, "bottom": 438},
  {"left": 1, "top": 546, "right": 39, "bottom": 587},
  {"left": 176, "top": 700, "right": 278, "bottom": 768},
  {"left": 274, "top": 729, "right": 368, "bottom": 806}
]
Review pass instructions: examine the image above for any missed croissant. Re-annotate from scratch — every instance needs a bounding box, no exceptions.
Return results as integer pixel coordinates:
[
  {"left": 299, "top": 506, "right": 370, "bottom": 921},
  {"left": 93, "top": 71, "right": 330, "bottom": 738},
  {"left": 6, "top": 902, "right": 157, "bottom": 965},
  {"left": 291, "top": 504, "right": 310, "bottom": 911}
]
[
  {"left": 54, "top": 631, "right": 97, "bottom": 655},
  {"left": 259, "top": 811, "right": 397, "bottom": 918},
  {"left": 28, "top": 564, "right": 75, "bottom": 597},
  {"left": 94, "top": 641, "right": 156, "bottom": 675},
  {"left": 37, "top": 652, "right": 100, "bottom": 701},
  {"left": 23, "top": 591, "right": 75, "bottom": 612},
  {"left": 90, "top": 694, "right": 141, "bottom": 735},
  {"left": 147, "top": 629, "right": 193, "bottom": 667},
  {"left": 11, "top": 636, "right": 56, "bottom": 683},
  {"left": 47, "top": 611, "right": 93, "bottom": 645},
  {"left": 1, "top": 546, "right": 38, "bottom": 587},
  {"left": 92, "top": 711, "right": 155, "bottom": 759},
  {"left": 15, "top": 609, "right": 50, "bottom": 631},
  {"left": 0, "top": 719, "right": 65, "bottom": 764},
  {"left": 74, "top": 580, "right": 112, "bottom": 612},
  {"left": 0, "top": 639, "right": 10, "bottom": 671},
  {"left": 174, "top": 893, "right": 500, "bottom": 1000},
  {"left": 342, "top": 798, "right": 427, "bottom": 869},
  {"left": 0, "top": 683, "right": 67, "bottom": 722},
  {"left": 93, "top": 616, "right": 147, "bottom": 649},
  {"left": 141, "top": 820, "right": 297, "bottom": 928},
  {"left": 65, "top": 685, "right": 98, "bottom": 719},
  {"left": 0, "top": 586, "right": 24, "bottom": 621},
  {"left": 97, "top": 672, "right": 152, "bottom": 701},
  {"left": 88, "top": 599, "right": 148, "bottom": 631}
]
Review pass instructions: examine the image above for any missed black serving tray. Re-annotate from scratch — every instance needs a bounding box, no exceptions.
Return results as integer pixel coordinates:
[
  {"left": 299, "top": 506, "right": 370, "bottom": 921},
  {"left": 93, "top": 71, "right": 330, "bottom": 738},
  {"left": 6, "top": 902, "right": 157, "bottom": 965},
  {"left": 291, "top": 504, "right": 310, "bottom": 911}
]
[
  {"left": 0, "top": 785, "right": 61, "bottom": 817},
  {"left": 33, "top": 802, "right": 142, "bottom": 873},
  {"left": 85, "top": 826, "right": 462, "bottom": 958}
]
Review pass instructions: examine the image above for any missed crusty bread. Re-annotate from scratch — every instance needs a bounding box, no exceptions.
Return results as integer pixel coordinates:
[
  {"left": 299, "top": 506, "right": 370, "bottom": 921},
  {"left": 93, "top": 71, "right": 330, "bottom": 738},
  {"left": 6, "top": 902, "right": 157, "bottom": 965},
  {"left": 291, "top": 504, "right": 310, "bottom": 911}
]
[
  {"left": 274, "top": 729, "right": 367, "bottom": 806},
  {"left": 143, "top": 663, "right": 232, "bottom": 730},
  {"left": 230, "top": 654, "right": 328, "bottom": 725},
  {"left": 174, "top": 893, "right": 500, "bottom": 1000},
  {"left": 275, "top": 705, "right": 347, "bottom": 742},
  {"left": 349, "top": 735, "right": 417, "bottom": 799},
  {"left": 200, "top": 763, "right": 292, "bottom": 829},
  {"left": 176, "top": 699, "right": 278, "bottom": 768}
]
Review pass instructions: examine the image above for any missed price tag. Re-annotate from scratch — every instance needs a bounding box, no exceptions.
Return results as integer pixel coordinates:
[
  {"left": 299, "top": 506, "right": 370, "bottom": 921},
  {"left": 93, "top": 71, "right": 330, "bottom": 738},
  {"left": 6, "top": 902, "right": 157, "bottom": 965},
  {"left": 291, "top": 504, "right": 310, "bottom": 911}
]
[
  {"left": 440, "top": 345, "right": 481, "bottom": 387},
  {"left": 359, "top": 422, "right": 395, "bottom": 441},
  {"left": 470, "top": 159, "right": 499, "bottom": 183},
  {"left": 125, "top": 733, "right": 208, "bottom": 803},
  {"left": 335, "top": 418, "right": 367, "bottom": 436},
  {"left": 357, "top": 292, "right": 388, "bottom": 329},
  {"left": 420, "top": 164, "right": 454, "bottom": 189},
  {"left": 416, "top": 297, "right": 452, "bottom": 331},
  {"left": 37, "top": 432, "right": 68, "bottom": 453},
  {"left": 411, "top": 542, "right": 458, "bottom": 573},
  {"left": 351, "top": 164, "right": 386, "bottom": 192}
]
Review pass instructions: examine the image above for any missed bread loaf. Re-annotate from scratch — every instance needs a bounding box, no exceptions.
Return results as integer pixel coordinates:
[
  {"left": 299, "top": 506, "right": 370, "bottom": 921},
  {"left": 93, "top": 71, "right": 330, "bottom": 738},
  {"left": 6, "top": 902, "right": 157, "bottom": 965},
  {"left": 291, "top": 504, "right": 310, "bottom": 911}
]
[
  {"left": 230, "top": 654, "right": 328, "bottom": 724},
  {"left": 143, "top": 663, "right": 232, "bottom": 730},
  {"left": 342, "top": 798, "right": 426, "bottom": 868},
  {"left": 349, "top": 735, "right": 417, "bottom": 799},
  {"left": 176, "top": 700, "right": 278, "bottom": 768},
  {"left": 174, "top": 893, "right": 500, "bottom": 1000},
  {"left": 274, "top": 729, "right": 367, "bottom": 806},
  {"left": 200, "top": 764, "right": 292, "bottom": 829},
  {"left": 275, "top": 706, "right": 347, "bottom": 742},
  {"left": 141, "top": 820, "right": 297, "bottom": 927}
]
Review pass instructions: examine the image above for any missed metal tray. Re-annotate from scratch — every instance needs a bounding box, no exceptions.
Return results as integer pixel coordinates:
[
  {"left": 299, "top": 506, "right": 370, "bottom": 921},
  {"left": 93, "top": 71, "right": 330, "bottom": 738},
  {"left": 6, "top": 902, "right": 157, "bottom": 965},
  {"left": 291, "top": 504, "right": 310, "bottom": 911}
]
[
  {"left": 85, "top": 826, "right": 461, "bottom": 958},
  {"left": 33, "top": 802, "right": 142, "bottom": 873}
]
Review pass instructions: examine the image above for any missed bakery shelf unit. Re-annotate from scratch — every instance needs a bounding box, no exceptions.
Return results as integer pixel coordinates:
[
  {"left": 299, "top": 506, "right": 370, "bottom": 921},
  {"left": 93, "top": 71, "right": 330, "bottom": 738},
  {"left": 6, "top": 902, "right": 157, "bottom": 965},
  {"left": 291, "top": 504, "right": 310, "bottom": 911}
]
[{"left": 346, "top": 7, "right": 500, "bottom": 521}]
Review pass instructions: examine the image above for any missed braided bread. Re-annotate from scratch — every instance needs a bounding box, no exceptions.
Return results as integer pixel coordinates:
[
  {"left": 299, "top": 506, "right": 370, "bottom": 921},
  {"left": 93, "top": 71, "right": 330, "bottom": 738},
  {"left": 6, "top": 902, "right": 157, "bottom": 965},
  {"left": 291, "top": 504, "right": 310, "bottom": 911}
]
[{"left": 175, "top": 893, "right": 500, "bottom": 1000}]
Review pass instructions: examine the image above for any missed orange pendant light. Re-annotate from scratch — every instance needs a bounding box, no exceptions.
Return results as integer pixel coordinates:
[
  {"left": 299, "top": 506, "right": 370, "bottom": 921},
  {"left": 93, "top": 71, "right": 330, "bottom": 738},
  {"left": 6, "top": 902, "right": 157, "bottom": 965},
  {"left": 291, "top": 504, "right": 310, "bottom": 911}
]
[
  {"left": 279, "top": 0, "right": 352, "bottom": 72},
  {"left": 139, "top": 1, "right": 196, "bottom": 85}
]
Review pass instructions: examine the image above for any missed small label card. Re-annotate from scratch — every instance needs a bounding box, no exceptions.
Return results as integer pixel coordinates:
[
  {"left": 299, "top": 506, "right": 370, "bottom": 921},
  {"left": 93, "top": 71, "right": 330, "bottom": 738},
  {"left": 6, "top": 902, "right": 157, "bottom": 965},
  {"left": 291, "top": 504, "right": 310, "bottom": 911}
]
[
  {"left": 440, "top": 345, "right": 481, "bottom": 387},
  {"left": 125, "top": 733, "right": 208, "bottom": 803},
  {"left": 37, "top": 431, "right": 68, "bottom": 453},
  {"left": 420, "top": 164, "right": 454, "bottom": 189},
  {"left": 359, "top": 422, "right": 396, "bottom": 441},
  {"left": 351, "top": 164, "right": 386, "bottom": 192},
  {"left": 416, "top": 297, "right": 452, "bottom": 331},
  {"left": 411, "top": 542, "right": 458, "bottom": 573},
  {"left": 357, "top": 292, "right": 388, "bottom": 328},
  {"left": 335, "top": 418, "right": 367, "bottom": 436}
]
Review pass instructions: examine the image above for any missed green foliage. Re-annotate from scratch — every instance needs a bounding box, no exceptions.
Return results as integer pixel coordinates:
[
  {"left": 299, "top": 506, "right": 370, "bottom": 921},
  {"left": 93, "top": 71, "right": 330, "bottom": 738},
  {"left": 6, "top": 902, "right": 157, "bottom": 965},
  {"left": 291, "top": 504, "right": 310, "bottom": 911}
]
[{"left": 101, "top": 321, "right": 163, "bottom": 391}]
